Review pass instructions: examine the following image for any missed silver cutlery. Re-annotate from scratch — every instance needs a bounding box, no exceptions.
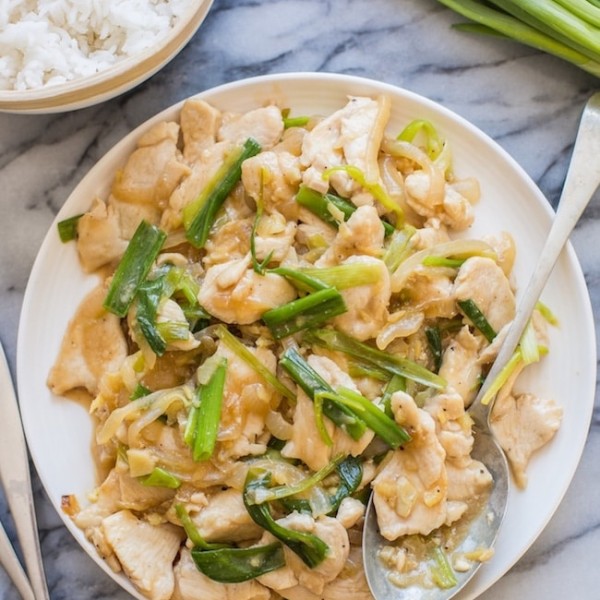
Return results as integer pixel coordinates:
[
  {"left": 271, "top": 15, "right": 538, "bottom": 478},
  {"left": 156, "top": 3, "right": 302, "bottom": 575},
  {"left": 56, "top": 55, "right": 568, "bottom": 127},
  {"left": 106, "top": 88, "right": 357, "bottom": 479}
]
[{"left": 0, "top": 340, "right": 50, "bottom": 600}]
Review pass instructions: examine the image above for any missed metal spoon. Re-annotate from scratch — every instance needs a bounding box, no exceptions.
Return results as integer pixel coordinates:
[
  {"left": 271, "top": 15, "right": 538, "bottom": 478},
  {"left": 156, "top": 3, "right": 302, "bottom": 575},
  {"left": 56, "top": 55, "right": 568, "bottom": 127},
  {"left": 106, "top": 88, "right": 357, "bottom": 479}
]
[{"left": 363, "top": 91, "right": 600, "bottom": 600}]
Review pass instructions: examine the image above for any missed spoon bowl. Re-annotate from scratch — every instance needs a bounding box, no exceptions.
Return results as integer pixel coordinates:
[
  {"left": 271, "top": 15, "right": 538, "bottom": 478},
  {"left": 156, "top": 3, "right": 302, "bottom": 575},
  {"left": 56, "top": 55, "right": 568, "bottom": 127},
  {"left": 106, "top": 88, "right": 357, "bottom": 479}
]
[{"left": 363, "top": 90, "right": 600, "bottom": 600}]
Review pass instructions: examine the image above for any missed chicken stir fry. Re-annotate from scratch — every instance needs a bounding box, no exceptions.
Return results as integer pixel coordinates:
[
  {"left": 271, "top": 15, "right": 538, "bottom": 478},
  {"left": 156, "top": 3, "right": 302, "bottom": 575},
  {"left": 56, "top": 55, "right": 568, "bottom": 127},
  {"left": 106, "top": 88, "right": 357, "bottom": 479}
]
[{"left": 49, "top": 94, "right": 562, "bottom": 599}]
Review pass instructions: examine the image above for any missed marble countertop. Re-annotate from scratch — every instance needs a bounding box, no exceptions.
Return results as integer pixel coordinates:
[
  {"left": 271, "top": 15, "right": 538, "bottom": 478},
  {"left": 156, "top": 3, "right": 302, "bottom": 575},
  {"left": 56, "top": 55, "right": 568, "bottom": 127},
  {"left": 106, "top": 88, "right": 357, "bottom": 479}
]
[{"left": 1, "top": 0, "right": 599, "bottom": 598}]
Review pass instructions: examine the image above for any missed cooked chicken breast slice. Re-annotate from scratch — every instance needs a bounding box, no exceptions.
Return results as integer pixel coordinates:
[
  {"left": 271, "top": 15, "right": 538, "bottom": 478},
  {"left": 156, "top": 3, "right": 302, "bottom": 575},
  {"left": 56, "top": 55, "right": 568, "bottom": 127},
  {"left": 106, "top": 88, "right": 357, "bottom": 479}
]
[
  {"left": 180, "top": 98, "right": 222, "bottom": 164},
  {"left": 219, "top": 106, "right": 284, "bottom": 149},
  {"left": 491, "top": 392, "right": 562, "bottom": 488},
  {"left": 301, "top": 95, "right": 390, "bottom": 199},
  {"left": 191, "top": 488, "right": 263, "bottom": 543},
  {"left": 454, "top": 256, "right": 516, "bottom": 333},
  {"left": 173, "top": 548, "right": 271, "bottom": 600},
  {"left": 198, "top": 254, "right": 297, "bottom": 324},
  {"left": 47, "top": 282, "right": 127, "bottom": 396},
  {"left": 102, "top": 510, "right": 184, "bottom": 600},
  {"left": 372, "top": 392, "right": 447, "bottom": 540},
  {"left": 258, "top": 513, "right": 350, "bottom": 598},
  {"left": 322, "top": 545, "right": 374, "bottom": 600}
]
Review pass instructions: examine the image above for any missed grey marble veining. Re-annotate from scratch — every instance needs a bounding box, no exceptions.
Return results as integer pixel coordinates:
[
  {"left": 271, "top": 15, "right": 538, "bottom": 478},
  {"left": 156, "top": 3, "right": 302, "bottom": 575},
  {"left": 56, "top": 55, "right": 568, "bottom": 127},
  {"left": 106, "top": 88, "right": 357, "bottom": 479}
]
[{"left": 1, "top": 0, "right": 599, "bottom": 598}]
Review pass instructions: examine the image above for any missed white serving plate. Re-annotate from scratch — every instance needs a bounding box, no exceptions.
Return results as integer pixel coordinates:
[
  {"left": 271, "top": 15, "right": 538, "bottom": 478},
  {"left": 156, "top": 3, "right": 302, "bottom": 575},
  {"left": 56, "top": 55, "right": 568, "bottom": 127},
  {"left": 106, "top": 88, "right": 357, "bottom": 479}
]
[{"left": 17, "top": 73, "right": 596, "bottom": 599}]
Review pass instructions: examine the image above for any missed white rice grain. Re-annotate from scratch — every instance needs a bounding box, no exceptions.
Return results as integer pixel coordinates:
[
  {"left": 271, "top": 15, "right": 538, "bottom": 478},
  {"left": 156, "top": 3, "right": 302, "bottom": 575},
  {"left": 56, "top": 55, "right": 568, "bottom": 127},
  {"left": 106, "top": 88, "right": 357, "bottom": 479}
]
[{"left": 0, "top": 0, "right": 192, "bottom": 91}]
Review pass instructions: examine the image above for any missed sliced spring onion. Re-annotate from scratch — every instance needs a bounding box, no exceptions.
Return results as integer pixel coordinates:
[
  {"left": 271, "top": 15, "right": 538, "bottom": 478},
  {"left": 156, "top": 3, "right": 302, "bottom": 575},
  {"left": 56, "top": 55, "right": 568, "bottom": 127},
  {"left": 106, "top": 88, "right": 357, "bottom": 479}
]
[
  {"left": 295, "top": 185, "right": 395, "bottom": 236},
  {"left": 184, "top": 138, "right": 262, "bottom": 248},
  {"left": 279, "top": 347, "right": 367, "bottom": 440},
  {"left": 57, "top": 213, "right": 83, "bottom": 242},
  {"left": 319, "top": 387, "right": 411, "bottom": 448},
  {"left": 243, "top": 468, "right": 330, "bottom": 568},
  {"left": 519, "top": 319, "right": 540, "bottom": 364},
  {"left": 536, "top": 300, "right": 559, "bottom": 325},
  {"left": 297, "top": 263, "right": 383, "bottom": 290},
  {"left": 305, "top": 328, "right": 446, "bottom": 390},
  {"left": 282, "top": 109, "right": 310, "bottom": 129},
  {"left": 140, "top": 467, "right": 181, "bottom": 489},
  {"left": 250, "top": 171, "right": 273, "bottom": 275},
  {"left": 215, "top": 325, "right": 295, "bottom": 401},
  {"left": 430, "top": 544, "right": 458, "bottom": 589},
  {"left": 192, "top": 358, "right": 227, "bottom": 461},
  {"left": 381, "top": 373, "right": 407, "bottom": 418},
  {"left": 262, "top": 287, "right": 347, "bottom": 340},
  {"left": 437, "top": 0, "right": 600, "bottom": 77},
  {"left": 103, "top": 220, "right": 167, "bottom": 318},
  {"left": 383, "top": 225, "right": 417, "bottom": 272},
  {"left": 245, "top": 455, "right": 344, "bottom": 505},
  {"left": 130, "top": 383, "right": 151, "bottom": 401},
  {"left": 328, "top": 456, "right": 363, "bottom": 514},
  {"left": 422, "top": 255, "right": 466, "bottom": 268},
  {"left": 175, "top": 503, "right": 227, "bottom": 550},
  {"left": 425, "top": 326, "right": 444, "bottom": 373},
  {"left": 191, "top": 543, "right": 286, "bottom": 583},
  {"left": 457, "top": 299, "right": 497, "bottom": 342},
  {"left": 322, "top": 165, "right": 404, "bottom": 223},
  {"left": 397, "top": 119, "right": 444, "bottom": 160}
]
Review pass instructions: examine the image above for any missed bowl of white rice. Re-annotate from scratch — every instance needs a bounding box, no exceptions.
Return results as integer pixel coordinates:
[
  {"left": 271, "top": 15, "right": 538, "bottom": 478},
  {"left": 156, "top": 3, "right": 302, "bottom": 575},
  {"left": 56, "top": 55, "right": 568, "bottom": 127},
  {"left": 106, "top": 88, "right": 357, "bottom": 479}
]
[{"left": 0, "top": 0, "right": 213, "bottom": 113}]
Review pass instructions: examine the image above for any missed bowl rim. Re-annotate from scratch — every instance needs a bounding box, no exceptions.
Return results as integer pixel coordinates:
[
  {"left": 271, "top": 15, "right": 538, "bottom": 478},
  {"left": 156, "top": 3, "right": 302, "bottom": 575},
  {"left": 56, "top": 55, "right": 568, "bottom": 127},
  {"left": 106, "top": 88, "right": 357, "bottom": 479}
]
[{"left": 0, "top": 0, "right": 213, "bottom": 113}]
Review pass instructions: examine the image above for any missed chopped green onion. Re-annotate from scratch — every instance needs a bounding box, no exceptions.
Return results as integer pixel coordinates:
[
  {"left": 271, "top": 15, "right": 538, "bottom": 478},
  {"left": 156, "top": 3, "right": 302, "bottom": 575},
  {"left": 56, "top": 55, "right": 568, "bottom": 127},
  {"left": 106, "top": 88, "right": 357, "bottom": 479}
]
[
  {"left": 262, "top": 287, "right": 347, "bottom": 340},
  {"left": 192, "top": 358, "right": 227, "bottom": 461},
  {"left": 279, "top": 347, "right": 367, "bottom": 441},
  {"left": 155, "top": 321, "right": 191, "bottom": 343},
  {"left": 175, "top": 503, "right": 227, "bottom": 550},
  {"left": 319, "top": 387, "right": 411, "bottom": 448},
  {"left": 381, "top": 373, "right": 407, "bottom": 418},
  {"left": 191, "top": 543, "right": 286, "bottom": 583},
  {"left": 140, "top": 467, "right": 181, "bottom": 489},
  {"left": 184, "top": 138, "right": 262, "bottom": 248},
  {"left": 282, "top": 109, "right": 310, "bottom": 129},
  {"left": 297, "top": 263, "right": 383, "bottom": 290},
  {"left": 436, "top": 0, "right": 600, "bottom": 78},
  {"left": 430, "top": 544, "right": 458, "bottom": 589},
  {"left": 383, "top": 226, "right": 416, "bottom": 272},
  {"left": 295, "top": 185, "right": 395, "bottom": 236},
  {"left": 422, "top": 256, "right": 466, "bottom": 268},
  {"left": 397, "top": 119, "right": 444, "bottom": 160},
  {"left": 215, "top": 325, "right": 295, "bottom": 401},
  {"left": 130, "top": 383, "right": 151, "bottom": 401},
  {"left": 305, "top": 328, "right": 446, "bottom": 390},
  {"left": 536, "top": 300, "right": 559, "bottom": 326},
  {"left": 183, "top": 405, "right": 199, "bottom": 448},
  {"left": 457, "top": 299, "right": 497, "bottom": 342},
  {"left": 57, "top": 213, "right": 84, "bottom": 242},
  {"left": 243, "top": 468, "right": 330, "bottom": 568},
  {"left": 322, "top": 165, "right": 404, "bottom": 223},
  {"left": 245, "top": 455, "right": 344, "bottom": 505},
  {"left": 519, "top": 319, "right": 540, "bottom": 364},
  {"left": 103, "top": 220, "right": 167, "bottom": 318},
  {"left": 313, "top": 390, "right": 334, "bottom": 446},
  {"left": 250, "top": 173, "right": 273, "bottom": 275},
  {"left": 425, "top": 327, "right": 444, "bottom": 373},
  {"left": 328, "top": 456, "right": 363, "bottom": 514}
]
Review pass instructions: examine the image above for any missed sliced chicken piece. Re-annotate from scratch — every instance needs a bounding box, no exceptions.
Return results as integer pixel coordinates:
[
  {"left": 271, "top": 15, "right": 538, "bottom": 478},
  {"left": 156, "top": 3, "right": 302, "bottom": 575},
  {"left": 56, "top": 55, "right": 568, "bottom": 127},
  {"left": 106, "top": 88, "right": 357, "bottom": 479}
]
[
  {"left": 190, "top": 488, "right": 263, "bottom": 543},
  {"left": 258, "top": 513, "right": 350, "bottom": 599},
  {"left": 301, "top": 95, "right": 390, "bottom": 201},
  {"left": 242, "top": 149, "right": 303, "bottom": 219},
  {"left": 180, "top": 98, "right": 222, "bottom": 163},
  {"left": 316, "top": 205, "right": 385, "bottom": 267},
  {"left": 173, "top": 548, "right": 271, "bottom": 600},
  {"left": 253, "top": 211, "right": 298, "bottom": 263},
  {"left": 333, "top": 256, "right": 390, "bottom": 341},
  {"left": 454, "top": 256, "right": 516, "bottom": 333},
  {"left": 76, "top": 198, "right": 129, "bottom": 272},
  {"left": 372, "top": 391, "right": 447, "bottom": 540},
  {"left": 491, "top": 392, "right": 562, "bottom": 488},
  {"left": 203, "top": 216, "right": 253, "bottom": 267},
  {"left": 322, "top": 545, "right": 373, "bottom": 600},
  {"left": 335, "top": 497, "right": 365, "bottom": 529},
  {"left": 198, "top": 254, "right": 297, "bottom": 324},
  {"left": 446, "top": 460, "right": 492, "bottom": 502},
  {"left": 438, "top": 326, "right": 482, "bottom": 407},
  {"left": 401, "top": 267, "right": 456, "bottom": 319},
  {"left": 219, "top": 106, "right": 284, "bottom": 149},
  {"left": 102, "top": 510, "right": 184, "bottom": 600},
  {"left": 282, "top": 354, "right": 374, "bottom": 471},
  {"left": 117, "top": 470, "right": 176, "bottom": 512},
  {"left": 410, "top": 217, "right": 451, "bottom": 250},
  {"left": 48, "top": 282, "right": 128, "bottom": 396},
  {"left": 112, "top": 121, "right": 190, "bottom": 208},
  {"left": 212, "top": 341, "right": 280, "bottom": 461}
]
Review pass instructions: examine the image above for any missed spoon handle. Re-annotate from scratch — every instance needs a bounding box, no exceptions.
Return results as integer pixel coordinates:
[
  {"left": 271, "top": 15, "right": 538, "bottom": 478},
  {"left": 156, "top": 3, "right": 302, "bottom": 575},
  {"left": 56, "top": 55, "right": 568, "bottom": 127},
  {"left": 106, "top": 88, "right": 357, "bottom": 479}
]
[
  {"left": 0, "top": 518, "right": 35, "bottom": 600},
  {"left": 474, "top": 92, "right": 600, "bottom": 410}
]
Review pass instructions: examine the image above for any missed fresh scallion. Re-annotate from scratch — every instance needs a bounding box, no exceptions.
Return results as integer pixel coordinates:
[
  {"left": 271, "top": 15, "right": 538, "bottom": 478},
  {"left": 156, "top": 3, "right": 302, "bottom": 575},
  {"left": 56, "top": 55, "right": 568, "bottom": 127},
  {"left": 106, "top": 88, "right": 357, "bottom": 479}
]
[
  {"left": 425, "top": 326, "right": 444, "bottom": 373},
  {"left": 192, "top": 358, "right": 227, "bottom": 461},
  {"left": 279, "top": 347, "right": 366, "bottom": 440},
  {"left": 457, "top": 298, "right": 497, "bottom": 343},
  {"left": 430, "top": 544, "right": 458, "bottom": 589},
  {"left": 305, "top": 328, "right": 446, "bottom": 390},
  {"left": 103, "top": 220, "right": 167, "bottom": 318},
  {"left": 57, "top": 213, "right": 84, "bottom": 243},
  {"left": 397, "top": 119, "right": 444, "bottom": 160},
  {"left": 243, "top": 468, "right": 330, "bottom": 568},
  {"left": 184, "top": 138, "right": 262, "bottom": 248},
  {"left": 140, "top": 467, "right": 181, "bottom": 489}
]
